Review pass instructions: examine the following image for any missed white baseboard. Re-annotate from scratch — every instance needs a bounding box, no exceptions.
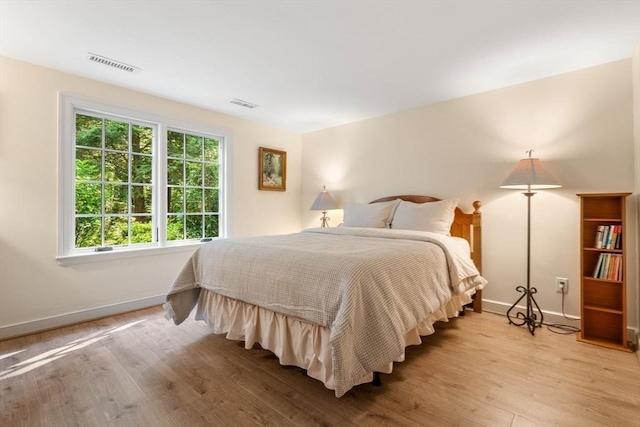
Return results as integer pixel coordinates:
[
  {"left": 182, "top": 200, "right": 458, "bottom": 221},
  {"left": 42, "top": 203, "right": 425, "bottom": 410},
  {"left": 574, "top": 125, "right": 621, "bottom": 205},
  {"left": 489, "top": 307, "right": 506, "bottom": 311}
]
[
  {"left": 482, "top": 298, "right": 580, "bottom": 324},
  {"left": 3, "top": 295, "right": 637, "bottom": 352},
  {"left": 482, "top": 299, "right": 637, "bottom": 347},
  {"left": 0, "top": 294, "right": 165, "bottom": 340}
]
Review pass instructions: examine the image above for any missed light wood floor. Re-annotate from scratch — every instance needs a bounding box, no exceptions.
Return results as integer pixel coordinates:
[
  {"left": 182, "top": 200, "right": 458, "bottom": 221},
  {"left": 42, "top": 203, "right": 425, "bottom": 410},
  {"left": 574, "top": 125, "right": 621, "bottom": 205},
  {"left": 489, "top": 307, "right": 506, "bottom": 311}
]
[{"left": 1, "top": 307, "right": 638, "bottom": 427}]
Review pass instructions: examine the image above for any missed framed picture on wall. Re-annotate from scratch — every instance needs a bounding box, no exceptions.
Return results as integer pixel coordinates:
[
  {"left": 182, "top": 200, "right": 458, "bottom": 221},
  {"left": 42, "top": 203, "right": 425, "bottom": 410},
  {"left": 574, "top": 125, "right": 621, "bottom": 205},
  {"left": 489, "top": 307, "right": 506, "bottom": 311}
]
[{"left": 258, "top": 147, "right": 287, "bottom": 191}]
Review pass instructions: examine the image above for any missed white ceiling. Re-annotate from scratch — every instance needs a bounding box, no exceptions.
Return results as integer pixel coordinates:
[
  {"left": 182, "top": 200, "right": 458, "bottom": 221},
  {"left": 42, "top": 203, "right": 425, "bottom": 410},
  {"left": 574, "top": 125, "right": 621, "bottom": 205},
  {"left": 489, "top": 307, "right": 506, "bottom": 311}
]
[{"left": 1, "top": 1, "right": 639, "bottom": 133}]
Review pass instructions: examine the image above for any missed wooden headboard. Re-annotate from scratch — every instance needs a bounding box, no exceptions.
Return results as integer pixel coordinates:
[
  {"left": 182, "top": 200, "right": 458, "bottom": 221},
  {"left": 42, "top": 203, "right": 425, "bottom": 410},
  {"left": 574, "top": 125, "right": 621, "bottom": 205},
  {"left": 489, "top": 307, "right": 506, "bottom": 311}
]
[{"left": 370, "top": 195, "right": 483, "bottom": 312}]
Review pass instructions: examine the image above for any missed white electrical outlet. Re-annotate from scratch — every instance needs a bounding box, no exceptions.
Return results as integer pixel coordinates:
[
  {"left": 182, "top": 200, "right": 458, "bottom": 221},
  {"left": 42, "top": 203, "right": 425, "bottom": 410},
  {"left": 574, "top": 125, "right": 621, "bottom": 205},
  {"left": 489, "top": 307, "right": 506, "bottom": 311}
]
[{"left": 556, "top": 277, "right": 568, "bottom": 293}]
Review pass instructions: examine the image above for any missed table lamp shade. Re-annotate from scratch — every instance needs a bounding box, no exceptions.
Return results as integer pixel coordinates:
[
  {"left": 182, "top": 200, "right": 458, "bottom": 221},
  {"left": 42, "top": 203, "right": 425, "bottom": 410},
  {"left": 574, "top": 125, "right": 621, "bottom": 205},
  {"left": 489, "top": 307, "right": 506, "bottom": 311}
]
[
  {"left": 310, "top": 188, "right": 339, "bottom": 211},
  {"left": 500, "top": 157, "right": 561, "bottom": 190}
]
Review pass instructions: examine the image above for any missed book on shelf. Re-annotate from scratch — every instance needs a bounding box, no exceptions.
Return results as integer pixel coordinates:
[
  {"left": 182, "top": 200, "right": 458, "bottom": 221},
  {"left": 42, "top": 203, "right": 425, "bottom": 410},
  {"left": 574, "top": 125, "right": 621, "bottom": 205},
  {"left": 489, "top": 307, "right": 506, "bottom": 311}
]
[
  {"left": 603, "top": 253, "right": 611, "bottom": 279},
  {"left": 614, "top": 254, "right": 623, "bottom": 281},
  {"left": 591, "top": 253, "right": 623, "bottom": 281},
  {"left": 594, "top": 225, "right": 605, "bottom": 248},
  {"left": 614, "top": 225, "right": 622, "bottom": 249},
  {"left": 617, "top": 255, "right": 622, "bottom": 281},
  {"left": 607, "top": 225, "right": 619, "bottom": 250},
  {"left": 599, "top": 226, "right": 607, "bottom": 249},
  {"left": 592, "top": 253, "right": 604, "bottom": 277},
  {"left": 608, "top": 254, "right": 617, "bottom": 280},
  {"left": 593, "top": 225, "right": 622, "bottom": 250}
]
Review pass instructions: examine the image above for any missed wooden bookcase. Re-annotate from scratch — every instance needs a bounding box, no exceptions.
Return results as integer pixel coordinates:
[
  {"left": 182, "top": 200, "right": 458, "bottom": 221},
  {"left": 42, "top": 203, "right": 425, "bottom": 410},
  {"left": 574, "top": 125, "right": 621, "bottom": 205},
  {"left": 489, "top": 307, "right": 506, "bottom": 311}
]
[{"left": 577, "top": 193, "right": 631, "bottom": 352}]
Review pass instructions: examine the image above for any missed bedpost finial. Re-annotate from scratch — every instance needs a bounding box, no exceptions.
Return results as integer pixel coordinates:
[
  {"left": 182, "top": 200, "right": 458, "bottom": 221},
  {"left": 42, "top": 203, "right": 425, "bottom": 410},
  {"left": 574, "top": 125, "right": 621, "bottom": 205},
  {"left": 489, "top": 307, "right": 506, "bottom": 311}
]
[{"left": 473, "top": 200, "right": 481, "bottom": 214}]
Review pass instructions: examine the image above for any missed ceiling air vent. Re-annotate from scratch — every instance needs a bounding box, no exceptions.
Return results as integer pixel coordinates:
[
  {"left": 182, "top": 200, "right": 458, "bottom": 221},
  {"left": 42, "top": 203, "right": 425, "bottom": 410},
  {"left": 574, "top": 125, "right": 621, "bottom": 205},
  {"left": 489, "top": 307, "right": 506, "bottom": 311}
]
[
  {"left": 231, "top": 98, "right": 258, "bottom": 109},
  {"left": 87, "top": 53, "right": 139, "bottom": 73}
]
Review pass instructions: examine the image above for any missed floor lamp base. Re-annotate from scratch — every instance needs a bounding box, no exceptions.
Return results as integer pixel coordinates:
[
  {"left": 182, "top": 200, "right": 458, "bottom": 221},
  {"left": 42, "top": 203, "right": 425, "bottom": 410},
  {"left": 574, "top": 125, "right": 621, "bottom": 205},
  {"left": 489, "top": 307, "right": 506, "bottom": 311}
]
[{"left": 506, "top": 285, "right": 544, "bottom": 335}]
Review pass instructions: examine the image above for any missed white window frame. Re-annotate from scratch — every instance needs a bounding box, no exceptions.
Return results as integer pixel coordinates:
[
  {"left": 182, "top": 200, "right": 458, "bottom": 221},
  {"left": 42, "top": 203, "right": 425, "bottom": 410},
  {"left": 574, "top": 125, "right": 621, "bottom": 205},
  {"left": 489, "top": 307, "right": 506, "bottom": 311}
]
[{"left": 57, "top": 93, "right": 230, "bottom": 264}]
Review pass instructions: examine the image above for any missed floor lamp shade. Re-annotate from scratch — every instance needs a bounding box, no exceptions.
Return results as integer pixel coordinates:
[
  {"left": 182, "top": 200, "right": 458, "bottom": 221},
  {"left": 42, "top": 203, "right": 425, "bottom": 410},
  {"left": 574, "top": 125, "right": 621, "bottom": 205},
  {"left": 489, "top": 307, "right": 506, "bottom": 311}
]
[{"left": 500, "top": 157, "right": 561, "bottom": 190}]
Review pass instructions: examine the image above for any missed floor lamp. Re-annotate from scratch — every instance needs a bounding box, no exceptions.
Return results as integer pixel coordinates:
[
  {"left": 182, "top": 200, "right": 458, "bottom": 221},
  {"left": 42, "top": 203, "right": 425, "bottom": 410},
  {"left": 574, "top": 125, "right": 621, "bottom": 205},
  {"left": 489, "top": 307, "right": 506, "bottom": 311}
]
[{"left": 500, "top": 150, "right": 561, "bottom": 335}]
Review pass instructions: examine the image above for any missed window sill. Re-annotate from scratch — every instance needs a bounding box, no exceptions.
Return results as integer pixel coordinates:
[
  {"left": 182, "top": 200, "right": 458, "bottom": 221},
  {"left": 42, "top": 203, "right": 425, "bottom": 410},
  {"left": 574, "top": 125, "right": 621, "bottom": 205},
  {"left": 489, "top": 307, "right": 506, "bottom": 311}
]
[{"left": 56, "top": 242, "right": 203, "bottom": 266}]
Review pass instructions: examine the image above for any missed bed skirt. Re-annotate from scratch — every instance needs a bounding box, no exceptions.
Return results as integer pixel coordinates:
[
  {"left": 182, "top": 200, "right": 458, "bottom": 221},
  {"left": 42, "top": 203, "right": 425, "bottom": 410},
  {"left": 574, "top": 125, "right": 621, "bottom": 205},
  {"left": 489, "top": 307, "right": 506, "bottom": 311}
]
[{"left": 194, "top": 288, "right": 476, "bottom": 393}]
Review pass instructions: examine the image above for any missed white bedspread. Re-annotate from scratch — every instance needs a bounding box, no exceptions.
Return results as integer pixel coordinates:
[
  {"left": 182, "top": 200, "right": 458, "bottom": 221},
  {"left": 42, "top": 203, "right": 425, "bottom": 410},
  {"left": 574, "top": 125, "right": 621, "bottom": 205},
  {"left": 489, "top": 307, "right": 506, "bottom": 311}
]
[{"left": 165, "top": 227, "right": 487, "bottom": 397}]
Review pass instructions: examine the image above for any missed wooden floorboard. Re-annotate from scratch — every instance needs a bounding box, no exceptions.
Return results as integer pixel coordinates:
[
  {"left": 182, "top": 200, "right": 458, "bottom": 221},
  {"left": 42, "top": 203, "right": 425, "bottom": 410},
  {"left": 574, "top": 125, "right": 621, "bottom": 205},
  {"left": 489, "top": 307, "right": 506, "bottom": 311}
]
[{"left": 1, "top": 307, "right": 638, "bottom": 427}]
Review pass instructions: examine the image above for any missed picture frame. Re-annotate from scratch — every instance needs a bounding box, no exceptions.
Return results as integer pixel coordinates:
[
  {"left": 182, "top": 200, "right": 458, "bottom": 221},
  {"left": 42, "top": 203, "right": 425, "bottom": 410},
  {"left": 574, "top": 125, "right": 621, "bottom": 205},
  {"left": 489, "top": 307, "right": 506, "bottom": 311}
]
[{"left": 258, "top": 147, "right": 287, "bottom": 191}]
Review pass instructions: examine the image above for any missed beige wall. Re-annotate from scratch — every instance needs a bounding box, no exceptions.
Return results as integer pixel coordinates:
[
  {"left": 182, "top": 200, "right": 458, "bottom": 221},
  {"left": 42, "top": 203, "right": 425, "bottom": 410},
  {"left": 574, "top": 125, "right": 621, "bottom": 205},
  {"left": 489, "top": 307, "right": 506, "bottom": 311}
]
[
  {"left": 0, "top": 57, "right": 302, "bottom": 335},
  {"left": 302, "top": 60, "right": 638, "bottom": 331},
  {"left": 2, "top": 55, "right": 637, "bottom": 338}
]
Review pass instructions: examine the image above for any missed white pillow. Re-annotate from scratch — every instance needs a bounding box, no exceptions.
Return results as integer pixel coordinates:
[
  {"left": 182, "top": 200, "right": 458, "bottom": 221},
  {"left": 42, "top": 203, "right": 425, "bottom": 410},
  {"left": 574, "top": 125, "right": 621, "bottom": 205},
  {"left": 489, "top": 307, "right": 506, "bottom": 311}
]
[
  {"left": 391, "top": 199, "right": 459, "bottom": 235},
  {"left": 342, "top": 199, "right": 400, "bottom": 228}
]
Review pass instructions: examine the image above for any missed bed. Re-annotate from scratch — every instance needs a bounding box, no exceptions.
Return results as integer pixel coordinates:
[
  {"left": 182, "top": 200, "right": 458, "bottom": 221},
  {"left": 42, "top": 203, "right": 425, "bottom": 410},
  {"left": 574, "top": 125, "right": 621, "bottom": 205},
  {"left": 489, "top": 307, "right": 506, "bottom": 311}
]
[{"left": 164, "top": 195, "right": 486, "bottom": 397}]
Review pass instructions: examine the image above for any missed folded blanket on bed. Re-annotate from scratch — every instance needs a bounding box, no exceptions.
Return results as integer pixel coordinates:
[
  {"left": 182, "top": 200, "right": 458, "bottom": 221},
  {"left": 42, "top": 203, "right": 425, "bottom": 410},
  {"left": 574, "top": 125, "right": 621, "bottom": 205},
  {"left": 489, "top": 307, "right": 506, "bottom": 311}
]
[{"left": 165, "top": 227, "right": 487, "bottom": 397}]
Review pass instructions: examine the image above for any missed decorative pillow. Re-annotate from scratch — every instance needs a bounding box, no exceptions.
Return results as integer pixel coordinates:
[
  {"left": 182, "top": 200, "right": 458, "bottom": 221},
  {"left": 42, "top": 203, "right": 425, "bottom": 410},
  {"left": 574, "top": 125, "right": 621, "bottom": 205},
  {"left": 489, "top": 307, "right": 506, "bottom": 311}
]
[
  {"left": 342, "top": 199, "right": 400, "bottom": 228},
  {"left": 391, "top": 198, "right": 459, "bottom": 235}
]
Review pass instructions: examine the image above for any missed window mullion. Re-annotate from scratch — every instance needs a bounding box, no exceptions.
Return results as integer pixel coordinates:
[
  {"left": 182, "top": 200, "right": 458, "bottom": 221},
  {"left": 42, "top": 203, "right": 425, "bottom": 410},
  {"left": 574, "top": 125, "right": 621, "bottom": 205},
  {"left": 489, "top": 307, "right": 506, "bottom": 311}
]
[
  {"left": 101, "top": 118, "right": 106, "bottom": 248},
  {"left": 182, "top": 133, "right": 187, "bottom": 240},
  {"left": 127, "top": 123, "right": 133, "bottom": 247},
  {"left": 218, "top": 136, "right": 226, "bottom": 238},
  {"left": 202, "top": 162, "right": 205, "bottom": 238},
  {"left": 156, "top": 123, "right": 167, "bottom": 246}
]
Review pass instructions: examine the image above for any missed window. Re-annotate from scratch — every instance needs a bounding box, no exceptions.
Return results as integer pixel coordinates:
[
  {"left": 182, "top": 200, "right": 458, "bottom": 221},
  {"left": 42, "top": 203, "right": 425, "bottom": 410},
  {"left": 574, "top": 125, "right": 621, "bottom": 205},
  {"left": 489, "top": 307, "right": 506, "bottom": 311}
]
[
  {"left": 75, "top": 113, "right": 155, "bottom": 249},
  {"left": 58, "top": 95, "right": 227, "bottom": 260},
  {"left": 166, "top": 130, "right": 220, "bottom": 241}
]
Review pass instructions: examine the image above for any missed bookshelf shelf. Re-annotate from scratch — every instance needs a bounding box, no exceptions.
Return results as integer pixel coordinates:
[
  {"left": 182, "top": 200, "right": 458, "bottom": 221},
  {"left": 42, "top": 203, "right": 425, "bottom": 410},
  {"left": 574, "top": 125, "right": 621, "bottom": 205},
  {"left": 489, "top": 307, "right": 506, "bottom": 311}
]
[
  {"left": 577, "top": 193, "right": 631, "bottom": 352},
  {"left": 582, "top": 275, "right": 623, "bottom": 282},
  {"left": 583, "top": 305, "right": 623, "bottom": 315},
  {"left": 583, "top": 247, "right": 622, "bottom": 254}
]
